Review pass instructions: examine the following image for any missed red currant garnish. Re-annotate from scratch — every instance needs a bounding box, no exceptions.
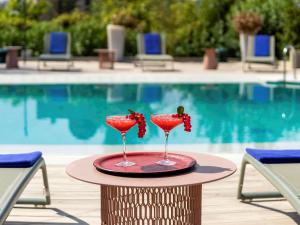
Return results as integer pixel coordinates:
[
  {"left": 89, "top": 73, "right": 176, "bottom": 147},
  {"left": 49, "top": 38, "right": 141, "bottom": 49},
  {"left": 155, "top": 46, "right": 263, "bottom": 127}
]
[
  {"left": 172, "top": 106, "right": 192, "bottom": 132},
  {"left": 127, "top": 110, "right": 146, "bottom": 138},
  {"left": 182, "top": 113, "right": 192, "bottom": 132}
]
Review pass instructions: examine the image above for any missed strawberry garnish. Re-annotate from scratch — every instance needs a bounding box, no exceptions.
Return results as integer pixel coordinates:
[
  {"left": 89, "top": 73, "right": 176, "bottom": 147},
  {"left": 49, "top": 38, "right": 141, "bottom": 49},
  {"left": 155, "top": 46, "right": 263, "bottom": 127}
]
[
  {"left": 127, "top": 109, "right": 146, "bottom": 138},
  {"left": 172, "top": 106, "right": 191, "bottom": 132}
]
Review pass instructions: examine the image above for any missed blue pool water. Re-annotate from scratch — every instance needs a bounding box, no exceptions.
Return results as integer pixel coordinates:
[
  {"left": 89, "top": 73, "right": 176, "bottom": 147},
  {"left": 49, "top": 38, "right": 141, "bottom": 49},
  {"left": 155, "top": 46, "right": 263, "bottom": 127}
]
[{"left": 0, "top": 83, "right": 299, "bottom": 145}]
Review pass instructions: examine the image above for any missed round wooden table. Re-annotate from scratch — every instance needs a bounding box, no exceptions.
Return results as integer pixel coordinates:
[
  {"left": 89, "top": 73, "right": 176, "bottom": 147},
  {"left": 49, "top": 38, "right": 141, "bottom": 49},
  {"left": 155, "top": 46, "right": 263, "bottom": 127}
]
[
  {"left": 66, "top": 152, "right": 236, "bottom": 225},
  {"left": 94, "top": 49, "right": 115, "bottom": 69},
  {"left": 4, "top": 46, "right": 21, "bottom": 69}
]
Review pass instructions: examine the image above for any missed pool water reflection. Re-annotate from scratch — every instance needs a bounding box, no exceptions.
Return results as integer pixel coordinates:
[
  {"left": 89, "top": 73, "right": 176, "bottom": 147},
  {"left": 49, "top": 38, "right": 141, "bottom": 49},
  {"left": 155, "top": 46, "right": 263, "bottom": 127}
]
[{"left": 0, "top": 83, "right": 298, "bottom": 145}]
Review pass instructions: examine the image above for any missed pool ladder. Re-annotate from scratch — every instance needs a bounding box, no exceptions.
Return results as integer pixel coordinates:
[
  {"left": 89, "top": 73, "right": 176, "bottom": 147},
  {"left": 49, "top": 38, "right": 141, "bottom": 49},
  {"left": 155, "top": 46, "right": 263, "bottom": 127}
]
[{"left": 283, "top": 45, "right": 297, "bottom": 82}]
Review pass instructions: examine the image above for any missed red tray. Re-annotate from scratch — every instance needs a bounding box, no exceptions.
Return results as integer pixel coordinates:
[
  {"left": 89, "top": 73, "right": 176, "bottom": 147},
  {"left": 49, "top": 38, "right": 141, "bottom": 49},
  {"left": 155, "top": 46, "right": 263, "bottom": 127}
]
[{"left": 93, "top": 152, "right": 197, "bottom": 177}]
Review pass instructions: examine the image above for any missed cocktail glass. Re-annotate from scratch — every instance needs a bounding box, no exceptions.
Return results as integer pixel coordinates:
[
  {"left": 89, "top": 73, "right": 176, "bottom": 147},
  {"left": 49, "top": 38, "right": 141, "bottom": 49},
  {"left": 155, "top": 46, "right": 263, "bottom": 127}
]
[
  {"left": 106, "top": 115, "right": 137, "bottom": 167},
  {"left": 151, "top": 114, "right": 183, "bottom": 166}
]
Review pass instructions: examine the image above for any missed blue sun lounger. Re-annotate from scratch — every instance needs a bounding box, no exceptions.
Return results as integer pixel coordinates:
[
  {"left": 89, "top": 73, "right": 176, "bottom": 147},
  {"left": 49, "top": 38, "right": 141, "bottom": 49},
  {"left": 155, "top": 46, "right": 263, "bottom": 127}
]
[
  {"left": 0, "top": 151, "right": 51, "bottom": 224},
  {"left": 38, "top": 32, "right": 73, "bottom": 70},
  {"left": 237, "top": 148, "right": 300, "bottom": 214},
  {"left": 243, "top": 35, "right": 277, "bottom": 71},
  {"left": 135, "top": 33, "right": 174, "bottom": 71}
]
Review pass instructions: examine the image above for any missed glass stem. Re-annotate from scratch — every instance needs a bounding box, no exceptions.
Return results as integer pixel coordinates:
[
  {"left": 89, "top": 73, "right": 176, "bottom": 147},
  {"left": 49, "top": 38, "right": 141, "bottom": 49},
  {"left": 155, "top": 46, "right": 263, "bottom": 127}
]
[
  {"left": 121, "top": 133, "right": 127, "bottom": 162},
  {"left": 164, "top": 131, "right": 169, "bottom": 161}
]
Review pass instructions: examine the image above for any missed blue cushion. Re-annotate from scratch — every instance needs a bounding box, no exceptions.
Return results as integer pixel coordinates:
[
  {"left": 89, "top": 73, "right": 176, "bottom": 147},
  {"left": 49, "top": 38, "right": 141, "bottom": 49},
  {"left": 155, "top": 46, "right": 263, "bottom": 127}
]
[
  {"left": 254, "top": 35, "right": 270, "bottom": 57},
  {"left": 144, "top": 33, "right": 161, "bottom": 55},
  {"left": 0, "top": 151, "right": 42, "bottom": 168},
  {"left": 49, "top": 32, "right": 68, "bottom": 54},
  {"left": 246, "top": 148, "right": 300, "bottom": 164}
]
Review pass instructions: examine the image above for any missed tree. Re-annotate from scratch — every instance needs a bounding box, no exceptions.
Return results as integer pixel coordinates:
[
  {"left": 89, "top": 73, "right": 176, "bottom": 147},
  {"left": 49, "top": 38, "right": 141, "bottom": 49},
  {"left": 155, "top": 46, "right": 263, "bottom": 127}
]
[{"left": 5, "top": 0, "right": 50, "bottom": 20}]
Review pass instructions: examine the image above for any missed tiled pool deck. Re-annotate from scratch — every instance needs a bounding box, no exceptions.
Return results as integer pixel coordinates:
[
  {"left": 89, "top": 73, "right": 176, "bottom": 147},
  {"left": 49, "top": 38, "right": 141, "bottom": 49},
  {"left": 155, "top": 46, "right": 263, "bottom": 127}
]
[
  {"left": 6, "top": 165, "right": 300, "bottom": 225},
  {"left": 3, "top": 60, "right": 300, "bottom": 224},
  {"left": 0, "top": 60, "right": 296, "bottom": 85}
]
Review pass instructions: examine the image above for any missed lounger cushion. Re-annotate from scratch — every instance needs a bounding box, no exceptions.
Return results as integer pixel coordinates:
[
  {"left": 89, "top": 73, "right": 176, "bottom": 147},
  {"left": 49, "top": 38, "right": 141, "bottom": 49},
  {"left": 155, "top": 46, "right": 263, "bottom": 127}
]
[
  {"left": 136, "top": 54, "right": 173, "bottom": 61},
  {"left": 144, "top": 33, "right": 161, "bottom": 55},
  {"left": 246, "top": 148, "right": 300, "bottom": 164},
  {"left": 254, "top": 35, "right": 270, "bottom": 57},
  {"left": 0, "top": 151, "right": 42, "bottom": 168},
  {"left": 49, "top": 32, "right": 67, "bottom": 54},
  {"left": 39, "top": 54, "right": 71, "bottom": 61}
]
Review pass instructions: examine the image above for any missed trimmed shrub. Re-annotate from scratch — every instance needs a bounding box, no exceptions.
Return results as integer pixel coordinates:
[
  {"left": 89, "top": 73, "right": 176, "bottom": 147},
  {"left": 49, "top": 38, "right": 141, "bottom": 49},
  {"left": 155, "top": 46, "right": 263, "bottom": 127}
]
[
  {"left": 0, "top": 0, "right": 300, "bottom": 58},
  {"left": 69, "top": 18, "right": 105, "bottom": 56},
  {"left": 279, "top": 4, "right": 300, "bottom": 49},
  {"left": 26, "top": 21, "right": 60, "bottom": 56}
]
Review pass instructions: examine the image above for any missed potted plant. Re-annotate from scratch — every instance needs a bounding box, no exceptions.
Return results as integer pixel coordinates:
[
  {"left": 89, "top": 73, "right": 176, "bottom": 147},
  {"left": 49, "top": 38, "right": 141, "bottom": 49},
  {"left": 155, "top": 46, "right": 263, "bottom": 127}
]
[
  {"left": 198, "top": 0, "right": 229, "bottom": 70},
  {"left": 200, "top": 29, "right": 221, "bottom": 69},
  {"left": 107, "top": 10, "right": 138, "bottom": 61},
  {"left": 233, "top": 12, "right": 262, "bottom": 62}
]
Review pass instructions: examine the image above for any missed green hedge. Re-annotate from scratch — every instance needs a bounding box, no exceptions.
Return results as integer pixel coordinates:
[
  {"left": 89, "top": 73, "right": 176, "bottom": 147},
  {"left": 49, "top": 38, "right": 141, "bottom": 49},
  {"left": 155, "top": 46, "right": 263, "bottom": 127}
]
[
  {"left": 0, "top": 0, "right": 300, "bottom": 57},
  {"left": 26, "top": 22, "right": 60, "bottom": 56}
]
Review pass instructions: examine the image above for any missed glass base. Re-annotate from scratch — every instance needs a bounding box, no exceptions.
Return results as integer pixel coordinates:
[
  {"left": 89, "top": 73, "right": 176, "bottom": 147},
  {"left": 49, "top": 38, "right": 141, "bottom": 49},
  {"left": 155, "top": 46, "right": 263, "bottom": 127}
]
[
  {"left": 115, "top": 160, "right": 136, "bottom": 167},
  {"left": 156, "top": 159, "right": 176, "bottom": 166}
]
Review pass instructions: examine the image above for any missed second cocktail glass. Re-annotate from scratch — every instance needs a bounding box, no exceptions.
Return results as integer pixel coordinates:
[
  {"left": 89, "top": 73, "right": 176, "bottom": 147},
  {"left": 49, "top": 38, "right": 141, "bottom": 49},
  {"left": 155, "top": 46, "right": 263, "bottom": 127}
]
[
  {"left": 151, "top": 114, "right": 183, "bottom": 166},
  {"left": 106, "top": 115, "right": 137, "bottom": 167}
]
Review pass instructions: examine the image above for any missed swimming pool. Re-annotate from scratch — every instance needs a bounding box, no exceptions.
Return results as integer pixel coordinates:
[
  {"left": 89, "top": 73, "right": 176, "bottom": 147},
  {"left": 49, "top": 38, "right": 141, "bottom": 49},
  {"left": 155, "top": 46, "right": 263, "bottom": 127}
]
[{"left": 0, "top": 83, "right": 298, "bottom": 145}]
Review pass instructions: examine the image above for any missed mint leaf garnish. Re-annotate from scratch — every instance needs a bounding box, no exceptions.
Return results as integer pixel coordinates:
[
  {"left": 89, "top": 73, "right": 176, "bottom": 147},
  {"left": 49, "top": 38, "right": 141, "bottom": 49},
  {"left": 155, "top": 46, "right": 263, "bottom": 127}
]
[
  {"left": 177, "top": 106, "right": 184, "bottom": 116},
  {"left": 128, "top": 109, "right": 135, "bottom": 114}
]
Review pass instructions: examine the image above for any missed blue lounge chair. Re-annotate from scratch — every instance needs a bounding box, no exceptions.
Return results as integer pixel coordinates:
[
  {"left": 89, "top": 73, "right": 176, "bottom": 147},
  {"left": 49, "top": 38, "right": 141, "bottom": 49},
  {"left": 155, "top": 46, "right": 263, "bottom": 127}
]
[
  {"left": 0, "top": 151, "right": 51, "bottom": 224},
  {"left": 243, "top": 35, "right": 277, "bottom": 71},
  {"left": 38, "top": 32, "right": 73, "bottom": 70},
  {"left": 135, "top": 33, "right": 174, "bottom": 71},
  {"left": 238, "top": 148, "right": 300, "bottom": 215}
]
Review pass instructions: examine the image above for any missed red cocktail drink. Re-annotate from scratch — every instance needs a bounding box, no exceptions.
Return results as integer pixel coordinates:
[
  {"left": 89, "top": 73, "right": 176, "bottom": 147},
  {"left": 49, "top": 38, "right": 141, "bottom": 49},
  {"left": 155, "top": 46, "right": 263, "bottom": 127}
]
[
  {"left": 106, "top": 115, "right": 137, "bottom": 167},
  {"left": 106, "top": 116, "right": 137, "bottom": 134},
  {"left": 151, "top": 114, "right": 183, "bottom": 166},
  {"left": 151, "top": 114, "right": 183, "bottom": 132}
]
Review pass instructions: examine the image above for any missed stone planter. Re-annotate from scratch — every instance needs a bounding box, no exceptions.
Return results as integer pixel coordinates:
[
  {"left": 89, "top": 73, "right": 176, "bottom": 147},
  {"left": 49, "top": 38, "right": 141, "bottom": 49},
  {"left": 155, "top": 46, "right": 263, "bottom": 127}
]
[
  {"left": 239, "top": 33, "right": 248, "bottom": 62},
  {"left": 203, "top": 48, "right": 218, "bottom": 70},
  {"left": 107, "top": 24, "right": 125, "bottom": 61}
]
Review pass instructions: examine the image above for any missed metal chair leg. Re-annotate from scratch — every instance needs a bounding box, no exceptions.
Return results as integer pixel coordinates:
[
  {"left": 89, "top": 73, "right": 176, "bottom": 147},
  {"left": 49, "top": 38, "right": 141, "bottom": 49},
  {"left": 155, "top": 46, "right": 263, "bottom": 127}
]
[
  {"left": 171, "top": 60, "right": 174, "bottom": 71},
  {"left": 17, "top": 160, "right": 51, "bottom": 206},
  {"left": 237, "top": 157, "right": 248, "bottom": 199},
  {"left": 41, "top": 160, "right": 51, "bottom": 205},
  {"left": 141, "top": 60, "right": 145, "bottom": 72},
  {"left": 242, "top": 62, "right": 246, "bottom": 72},
  {"left": 69, "top": 60, "right": 74, "bottom": 69},
  {"left": 248, "top": 63, "right": 251, "bottom": 71},
  {"left": 237, "top": 156, "right": 283, "bottom": 201},
  {"left": 67, "top": 62, "right": 71, "bottom": 71}
]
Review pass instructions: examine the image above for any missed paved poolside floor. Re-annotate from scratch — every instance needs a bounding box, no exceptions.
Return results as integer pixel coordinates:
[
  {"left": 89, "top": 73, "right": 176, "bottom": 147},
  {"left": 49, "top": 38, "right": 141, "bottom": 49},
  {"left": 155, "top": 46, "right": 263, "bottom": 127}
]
[
  {"left": 5, "top": 165, "right": 300, "bottom": 225},
  {"left": 3, "top": 144, "right": 300, "bottom": 225},
  {"left": 0, "top": 59, "right": 298, "bottom": 85}
]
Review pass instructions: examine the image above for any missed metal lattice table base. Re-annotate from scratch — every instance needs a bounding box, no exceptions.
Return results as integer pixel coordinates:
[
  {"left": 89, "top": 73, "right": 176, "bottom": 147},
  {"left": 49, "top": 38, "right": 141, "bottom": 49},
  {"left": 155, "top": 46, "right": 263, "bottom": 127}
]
[{"left": 100, "top": 184, "right": 202, "bottom": 225}]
